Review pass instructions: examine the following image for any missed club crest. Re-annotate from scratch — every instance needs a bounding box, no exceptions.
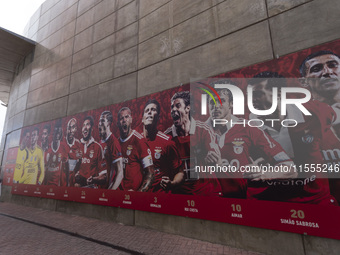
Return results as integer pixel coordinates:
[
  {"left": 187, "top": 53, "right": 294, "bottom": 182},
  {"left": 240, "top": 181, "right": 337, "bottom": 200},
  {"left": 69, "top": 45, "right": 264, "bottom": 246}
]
[
  {"left": 155, "top": 148, "right": 162, "bottom": 159},
  {"left": 127, "top": 145, "right": 133, "bottom": 156},
  {"left": 89, "top": 150, "right": 94, "bottom": 158},
  {"left": 232, "top": 138, "right": 244, "bottom": 155}
]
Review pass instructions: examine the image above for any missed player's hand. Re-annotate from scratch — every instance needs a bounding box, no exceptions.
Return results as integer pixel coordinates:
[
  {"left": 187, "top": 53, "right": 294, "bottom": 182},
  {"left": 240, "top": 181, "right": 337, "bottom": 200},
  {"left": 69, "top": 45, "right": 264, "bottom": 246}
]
[
  {"left": 76, "top": 150, "right": 82, "bottom": 159},
  {"left": 160, "top": 176, "right": 171, "bottom": 190},
  {"left": 242, "top": 157, "right": 266, "bottom": 181},
  {"left": 205, "top": 151, "right": 222, "bottom": 165},
  {"left": 87, "top": 176, "right": 93, "bottom": 185}
]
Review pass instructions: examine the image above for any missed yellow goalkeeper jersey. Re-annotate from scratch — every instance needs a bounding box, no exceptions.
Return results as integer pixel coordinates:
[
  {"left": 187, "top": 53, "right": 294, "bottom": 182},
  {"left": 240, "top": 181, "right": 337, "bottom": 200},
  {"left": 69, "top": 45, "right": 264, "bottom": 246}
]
[
  {"left": 20, "top": 146, "right": 45, "bottom": 185},
  {"left": 13, "top": 148, "right": 28, "bottom": 183}
]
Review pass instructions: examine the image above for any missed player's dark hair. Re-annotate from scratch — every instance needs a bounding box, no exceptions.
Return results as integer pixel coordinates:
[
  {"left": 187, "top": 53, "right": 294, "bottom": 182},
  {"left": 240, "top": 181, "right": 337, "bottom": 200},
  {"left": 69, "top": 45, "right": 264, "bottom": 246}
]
[
  {"left": 23, "top": 129, "right": 30, "bottom": 136},
  {"left": 299, "top": 50, "right": 340, "bottom": 77},
  {"left": 54, "top": 119, "right": 63, "bottom": 139},
  {"left": 143, "top": 99, "right": 161, "bottom": 115},
  {"left": 209, "top": 79, "right": 234, "bottom": 104},
  {"left": 117, "top": 107, "right": 132, "bottom": 120},
  {"left": 32, "top": 127, "right": 39, "bottom": 134},
  {"left": 248, "top": 71, "right": 286, "bottom": 89},
  {"left": 84, "top": 116, "right": 94, "bottom": 128},
  {"left": 55, "top": 119, "right": 62, "bottom": 129},
  {"left": 171, "top": 91, "right": 190, "bottom": 106},
  {"left": 101, "top": 111, "right": 113, "bottom": 125},
  {"left": 43, "top": 124, "right": 51, "bottom": 134}
]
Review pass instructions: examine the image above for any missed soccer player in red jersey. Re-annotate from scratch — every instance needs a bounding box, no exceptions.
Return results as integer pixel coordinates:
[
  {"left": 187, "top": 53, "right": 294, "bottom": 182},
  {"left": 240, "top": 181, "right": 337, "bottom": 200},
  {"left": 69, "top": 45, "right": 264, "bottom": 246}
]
[
  {"left": 40, "top": 124, "right": 51, "bottom": 152},
  {"left": 64, "top": 118, "right": 82, "bottom": 187},
  {"left": 44, "top": 120, "right": 68, "bottom": 186},
  {"left": 248, "top": 72, "right": 337, "bottom": 204},
  {"left": 117, "top": 107, "right": 154, "bottom": 192},
  {"left": 142, "top": 99, "right": 184, "bottom": 193},
  {"left": 98, "top": 111, "right": 123, "bottom": 190},
  {"left": 74, "top": 116, "right": 106, "bottom": 188},
  {"left": 206, "top": 80, "right": 295, "bottom": 199},
  {"left": 299, "top": 51, "right": 340, "bottom": 203},
  {"left": 165, "top": 91, "right": 222, "bottom": 196}
]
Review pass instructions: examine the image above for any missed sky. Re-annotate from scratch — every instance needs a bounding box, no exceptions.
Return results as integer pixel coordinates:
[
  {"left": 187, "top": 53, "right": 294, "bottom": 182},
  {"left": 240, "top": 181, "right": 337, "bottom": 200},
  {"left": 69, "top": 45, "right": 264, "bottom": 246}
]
[{"left": 0, "top": 0, "right": 46, "bottom": 142}]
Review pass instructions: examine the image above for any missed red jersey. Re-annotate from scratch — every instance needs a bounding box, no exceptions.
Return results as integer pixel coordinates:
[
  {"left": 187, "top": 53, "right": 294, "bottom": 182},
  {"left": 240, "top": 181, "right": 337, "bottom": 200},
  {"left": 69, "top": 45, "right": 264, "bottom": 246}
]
[
  {"left": 165, "top": 119, "right": 222, "bottom": 196},
  {"left": 65, "top": 138, "right": 82, "bottom": 187},
  {"left": 119, "top": 130, "right": 153, "bottom": 191},
  {"left": 314, "top": 101, "right": 340, "bottom": 204},
  {"left": 208, "top": 116, "right": 291, "bottom": 199},
  {"left": 77, "top": 137, "right": 106, "bottom": 186},
  {"left": 44, "top": 141, "right": 68, "bottom": 186},
  {"left": 144, "top": 131, "right": 182, "bottom": 193},
  {"left": 100, "top": 133, "right": 122, "bottom": 188},
  {"left": 250, "top": 101, "right": 336, "bottom": 205}
]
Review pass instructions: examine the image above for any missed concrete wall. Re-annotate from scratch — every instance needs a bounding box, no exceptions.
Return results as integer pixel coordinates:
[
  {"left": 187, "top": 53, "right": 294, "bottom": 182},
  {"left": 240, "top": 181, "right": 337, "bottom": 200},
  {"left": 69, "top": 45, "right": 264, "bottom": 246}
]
[{"left": 2, "top": 0, "right": 340, "bottom": 254}]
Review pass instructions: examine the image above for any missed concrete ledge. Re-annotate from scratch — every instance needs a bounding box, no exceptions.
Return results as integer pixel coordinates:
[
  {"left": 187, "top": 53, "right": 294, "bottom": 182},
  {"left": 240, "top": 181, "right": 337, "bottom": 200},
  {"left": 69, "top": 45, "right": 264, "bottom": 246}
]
[
  {"left": 0, "top": 185, "right": 12, "bottom": 202},
  {"left": 56, "top": 200, "right": 135, "bottom": 226},
  {"left": 10, "top": 194, "right": 57, "bottom": 211},
  {"left": 135, "top": 210, "right": 304, "bottom": 255},
  {"left": 2, "top": 186, "right": 340, "bottom": 255}
]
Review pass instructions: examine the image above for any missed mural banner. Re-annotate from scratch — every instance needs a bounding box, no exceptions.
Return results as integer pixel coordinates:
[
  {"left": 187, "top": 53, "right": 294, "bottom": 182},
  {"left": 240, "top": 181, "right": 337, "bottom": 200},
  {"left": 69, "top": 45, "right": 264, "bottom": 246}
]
[{"left": 9, "top": 39, "right": 340, "bottom": 240}]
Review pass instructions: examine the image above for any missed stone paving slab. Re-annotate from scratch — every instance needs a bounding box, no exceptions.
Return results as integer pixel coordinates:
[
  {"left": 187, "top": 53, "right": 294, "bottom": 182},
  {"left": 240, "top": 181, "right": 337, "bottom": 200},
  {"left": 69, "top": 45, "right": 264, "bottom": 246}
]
[{"left": 0, "top": 202, "right": 264, "bottom": 255}]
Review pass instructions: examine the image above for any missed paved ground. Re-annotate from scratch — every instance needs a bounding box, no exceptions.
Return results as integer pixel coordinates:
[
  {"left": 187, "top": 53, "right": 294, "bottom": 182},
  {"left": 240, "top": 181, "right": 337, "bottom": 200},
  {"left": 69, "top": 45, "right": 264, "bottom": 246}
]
[{"left": 0, "top": 202, "right": 263, "bottom": 255}]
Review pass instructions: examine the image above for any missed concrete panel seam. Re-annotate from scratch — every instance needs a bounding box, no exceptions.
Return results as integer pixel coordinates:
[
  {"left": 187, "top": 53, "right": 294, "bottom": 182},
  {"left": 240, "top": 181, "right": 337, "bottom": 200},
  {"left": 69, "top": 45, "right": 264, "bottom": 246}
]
[
  {"left": 267, "top": 0, "right": 313, "bottom": 18},
  {"left": 264, "top": 1, "right": 276, "bottom": 59},
  {"left": 137, "top": 19, "right": 270, "bottom": 73},
  {"left": 40, "top": 0, "right": 61, "bottom": 16},
  {"left": 37, "top": 2, "right": 78, "bottom": 34},
  {"left": 67, "top": 71, "right": 137, "bottom": 103},
  {"left": 73, "top": 1, "right": 138, "bottom": 39},
  {"left": 34, "top": 19, "right": 76, "bottom": 59},
  {"left": 137, "top": 0, "right": 222, "bottom": 45},
  {"left": 67, "top": 0, "right": 79, "bottom": 114},
  {"left": 69, "top": 43, "right": 137, "bottom": 75},
  {"left": 136, "top": 0, "right": 140, "bottom": 100},
  {"left": 139, "top": 0, "right": 170, "bottom": 19}
]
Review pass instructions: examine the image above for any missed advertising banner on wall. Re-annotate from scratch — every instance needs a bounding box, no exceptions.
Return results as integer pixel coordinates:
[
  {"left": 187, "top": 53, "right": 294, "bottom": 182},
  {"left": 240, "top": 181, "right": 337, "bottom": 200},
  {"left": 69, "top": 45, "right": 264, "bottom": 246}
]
[{"left": 9, "top": 39, "right": 340, "bottom": 240}]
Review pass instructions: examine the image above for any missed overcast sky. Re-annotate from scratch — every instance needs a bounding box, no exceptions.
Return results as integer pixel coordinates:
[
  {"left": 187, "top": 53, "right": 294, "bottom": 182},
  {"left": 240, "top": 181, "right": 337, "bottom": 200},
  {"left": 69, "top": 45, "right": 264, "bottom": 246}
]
[{"left": 0, "top": 0, "right": 46, "bottom": 143}]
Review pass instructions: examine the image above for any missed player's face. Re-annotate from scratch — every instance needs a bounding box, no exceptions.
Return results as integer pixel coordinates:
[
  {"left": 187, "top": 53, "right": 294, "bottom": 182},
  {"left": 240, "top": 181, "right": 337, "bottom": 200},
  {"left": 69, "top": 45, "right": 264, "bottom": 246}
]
[
  {"left": 67, "top": 120, "right": 77, "bottom": 142},
  {"left": 41, "top": 129, "right": 49, "bottom": 143},
  {"left": 248, "top": 80, "right": 273, "bottom": 110},
  {"left": 209, "top": 93, "right": 232, "bottom": 119},
  {"left": 99, "top": 116, "right": 110, "bottom": 139},
  {"left": 82, "top": 119, "right": 92, "bottom": 141},
  {"left": 118, "top": 110, "right": 132, "bottom": 137},
  {"left": 142, "top": 103, "right": 159, "bottom": 127},
  {"left": 23, "top": 132, "right": 30, "bottom": 147},
  {"left": 31, "top": 130, "right": 38, "bottom": 147},
  {"left": 171, "top": 98, "right": 190, "bottom": 127},
  {"left": 54, "top": 126, "right": 62, "bottom": 142},
  {"left": 305, "top": 54, "right": 340, "bottom": 95}
]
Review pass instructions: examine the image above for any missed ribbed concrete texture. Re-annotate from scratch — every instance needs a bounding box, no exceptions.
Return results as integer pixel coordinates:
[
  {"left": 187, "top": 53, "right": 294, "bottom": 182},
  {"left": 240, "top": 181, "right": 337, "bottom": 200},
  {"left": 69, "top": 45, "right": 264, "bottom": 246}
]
[{"left": 1, "top": 0, "right": 340, "bottom": 254}]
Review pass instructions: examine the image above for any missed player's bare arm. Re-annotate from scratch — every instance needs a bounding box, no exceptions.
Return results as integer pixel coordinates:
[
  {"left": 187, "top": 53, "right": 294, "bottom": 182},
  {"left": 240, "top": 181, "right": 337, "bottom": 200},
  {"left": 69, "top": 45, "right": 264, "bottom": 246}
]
[
  {"left": 138, "top": 165, "right": 155, "bottom": 192},
  {"left": 88, "top": 173, "right": 107, "bottom": 185},
  {"left": 160, "top": 165, "right": 185, "bottom": 190},
  {"left": 109, "top": 159, "right": 124, "bottom": 190}
]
